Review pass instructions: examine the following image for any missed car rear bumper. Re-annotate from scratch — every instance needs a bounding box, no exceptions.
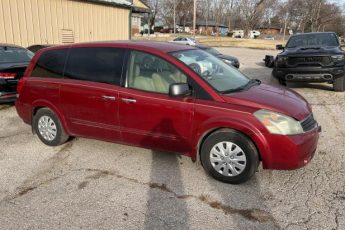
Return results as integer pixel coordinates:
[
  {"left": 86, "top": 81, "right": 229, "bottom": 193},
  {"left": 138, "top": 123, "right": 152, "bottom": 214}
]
[
  {"left": 0, "top": 92, "right": 16, "bottom": 103},
  {"left": 262, "top": 125, "right": 321, "bottom": 170},
  {"left": 273, "top": 66, "right": 345, "bottom": 82}
]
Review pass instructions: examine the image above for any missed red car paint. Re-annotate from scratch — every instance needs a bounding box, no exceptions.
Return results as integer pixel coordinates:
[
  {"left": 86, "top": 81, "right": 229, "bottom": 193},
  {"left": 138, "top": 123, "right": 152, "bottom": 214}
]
[{"left": 15, "top": 41, "right": 320, "bottom": 170}]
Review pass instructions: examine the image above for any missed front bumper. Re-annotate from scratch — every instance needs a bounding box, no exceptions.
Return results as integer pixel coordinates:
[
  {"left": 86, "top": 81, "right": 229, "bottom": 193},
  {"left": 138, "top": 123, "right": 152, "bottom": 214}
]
[
  {"left": 262, "top": 125, "right": 321, "bottom": 170},
  {"left": 273, "top": 66, "right": 345, "bottom": 82}
]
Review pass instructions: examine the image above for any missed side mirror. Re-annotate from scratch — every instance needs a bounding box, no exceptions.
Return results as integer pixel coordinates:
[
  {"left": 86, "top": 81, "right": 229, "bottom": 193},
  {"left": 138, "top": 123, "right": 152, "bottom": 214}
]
[
  {"left": 169, "top": 83, "right": 192, "bottom": 97},
  {"left": 276, "top": 44, "right": 284, "bottom": 50}
]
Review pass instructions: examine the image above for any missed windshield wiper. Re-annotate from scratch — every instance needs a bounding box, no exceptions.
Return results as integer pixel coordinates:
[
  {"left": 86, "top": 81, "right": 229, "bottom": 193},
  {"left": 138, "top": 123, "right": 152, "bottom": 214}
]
[{"left": 221, "top": 79, "right": 261, "bottom": 94}]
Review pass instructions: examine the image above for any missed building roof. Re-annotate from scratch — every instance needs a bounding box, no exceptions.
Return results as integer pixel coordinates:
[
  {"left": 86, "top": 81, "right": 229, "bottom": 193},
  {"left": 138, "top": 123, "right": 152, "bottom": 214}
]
[
  {"left": 132, "top": 0, "right": 151, "bottom": 13},
  {"left": 84, "top": 0, "right": 151, "bottom": 13},
  {"left": 258, "top": 26, "right": 281, "bottom": 30},
  {"left": 179, "top": 20, "right": 228, "bottom": 28},
  {"left": 84, "top": 0, "right": 132, "bottom": 9}
]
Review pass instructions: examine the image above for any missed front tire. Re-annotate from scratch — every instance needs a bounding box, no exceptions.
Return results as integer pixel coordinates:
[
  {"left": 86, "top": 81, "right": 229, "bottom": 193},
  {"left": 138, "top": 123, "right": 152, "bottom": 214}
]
[
  {"left": 33, "top": 108, "right": 69, "bottom": 146},
  {"left": 200, "top": 129, "right": 259, "bottom": 184},
  {"left": 278, "top": 78, "right": 287, "bottom": 86},
  {"left": 333, "top": 76, "right": 345, "bottom": 92}
]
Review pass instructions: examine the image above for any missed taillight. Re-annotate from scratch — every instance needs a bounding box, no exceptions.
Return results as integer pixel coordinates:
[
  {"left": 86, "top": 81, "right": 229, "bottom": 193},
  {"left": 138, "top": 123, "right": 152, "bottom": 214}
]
[
  {"left": 16, "top": 78, "right": 26, "bottom": 98},
  {"left": 0, "top": 72, "right": 16, "bottom": 79}
]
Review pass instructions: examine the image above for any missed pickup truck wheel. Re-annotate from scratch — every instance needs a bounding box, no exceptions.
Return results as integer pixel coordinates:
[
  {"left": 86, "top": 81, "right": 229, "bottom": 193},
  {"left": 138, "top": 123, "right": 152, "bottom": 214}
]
[
  {"left": 34, "top": 108, "right": 69, "bottom": 146},
  {"left": 333, "top": 76, "right": 345, "bottom": 92},
  {"left": 278, "top": 78, "right": 287, "bottom": 86},
  {"left": 200, "top": 129, "right": 259, "bottom": 184}
]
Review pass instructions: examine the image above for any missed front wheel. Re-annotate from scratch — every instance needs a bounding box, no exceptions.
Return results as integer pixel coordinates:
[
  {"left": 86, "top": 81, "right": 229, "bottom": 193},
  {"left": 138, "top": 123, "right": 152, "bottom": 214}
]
[
  {"left": 278, "top": 78, "right": 287, "bottom": 86},
  {"left": 200, "top": 129, "right": 259, "bottom": 184},
  {"left": 333, "top": 76, "right": 345, "bottom": 92},
  {"left": 33, "top": 108, "right": 69, "bottom": 146}
]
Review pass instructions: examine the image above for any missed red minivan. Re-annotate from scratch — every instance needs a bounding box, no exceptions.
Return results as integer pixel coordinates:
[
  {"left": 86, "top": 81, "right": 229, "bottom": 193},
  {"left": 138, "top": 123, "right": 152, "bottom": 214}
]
[{"left": 15, "top": 41, "right": 321, "bottom": 184}]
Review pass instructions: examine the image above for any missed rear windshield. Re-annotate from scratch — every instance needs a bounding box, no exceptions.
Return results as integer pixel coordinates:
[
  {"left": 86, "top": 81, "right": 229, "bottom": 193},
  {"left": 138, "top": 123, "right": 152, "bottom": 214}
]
[
  {"left": 286, "top": 33, "right": 339, "bottom": 48},
  {"left": 0, "top": 47, "right": 34, "bottom": 63}
]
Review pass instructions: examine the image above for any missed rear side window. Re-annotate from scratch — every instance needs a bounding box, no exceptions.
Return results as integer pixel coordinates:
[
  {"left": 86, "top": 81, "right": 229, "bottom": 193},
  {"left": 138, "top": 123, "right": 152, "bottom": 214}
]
[
  {"left": 64, "top": 47, "right": 125, "bottom": 85},
  {"left": 31, "top": 49, "right": 67, "bottom": 78}
]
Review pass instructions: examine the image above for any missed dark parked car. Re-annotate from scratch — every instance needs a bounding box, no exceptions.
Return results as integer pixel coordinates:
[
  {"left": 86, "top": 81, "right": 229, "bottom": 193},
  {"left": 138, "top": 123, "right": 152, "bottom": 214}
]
[
  {"left": 16, "top": 41, "right": 320, "bottom": 184},
  {"left": 27, "top": 44, "right": 53, "bottom": 53},
  {"left": 140, "top": 29, "right": 154, "bottom": 35},
  {"left": 196, "top": 45, "right": 240, "bottom": 68},
  {"left": 0, "top": 44, "right": 33, "bottom": 102},
  {"left": 273, "top": 32, "right": 345, "bottom": 91}
]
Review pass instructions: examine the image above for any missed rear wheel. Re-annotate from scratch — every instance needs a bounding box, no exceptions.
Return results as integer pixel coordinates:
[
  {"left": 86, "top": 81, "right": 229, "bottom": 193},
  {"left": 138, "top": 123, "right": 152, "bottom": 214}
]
[
  {"left": 333, "top": 76, "right": 345, "bottom": 92},
  {"left": 200, "top": 129, "right": 259, "bottom": 184},
  {"left": 33, "top": 108, "right": 69, "bottom": 146}
]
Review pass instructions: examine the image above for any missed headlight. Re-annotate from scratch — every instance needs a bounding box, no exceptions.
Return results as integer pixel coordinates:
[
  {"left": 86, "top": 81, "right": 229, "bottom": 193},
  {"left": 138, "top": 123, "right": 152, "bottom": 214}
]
[
  {"left": 276, "top": 56, "right": 288, "bottom": 67},
  {"left": 223, "top": 59, "right": 234, "bottom": 65},
  {"left": 277, "top": 56, "right": 288, "bottom": 62},
  {"left": 331, "top": 55, "right": 345, "bottom": 62},
  {"left": 254, "top": 109, "right": 304, "bottom": 135}
]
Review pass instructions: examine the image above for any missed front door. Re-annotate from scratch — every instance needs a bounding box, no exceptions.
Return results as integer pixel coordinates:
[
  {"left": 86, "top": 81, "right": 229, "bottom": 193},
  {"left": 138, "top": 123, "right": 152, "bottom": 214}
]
[
  {"left": 118, "top": 50, "right": 194, "bottom": 154},
  {"left": 60, "top": 47, "right": 125, "bottom": 142}
]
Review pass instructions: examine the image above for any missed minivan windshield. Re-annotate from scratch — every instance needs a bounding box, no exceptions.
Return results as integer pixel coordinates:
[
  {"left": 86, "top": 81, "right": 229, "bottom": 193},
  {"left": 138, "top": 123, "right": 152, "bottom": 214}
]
[
  {"left": 0, "top": 47, "right": 34, "bottom": 63},
  {"left": 286, "top": 33, "right": 339, "bottom": 48},
  {"left": 170, "top": 49, "right": 249, "bottom": 93}
]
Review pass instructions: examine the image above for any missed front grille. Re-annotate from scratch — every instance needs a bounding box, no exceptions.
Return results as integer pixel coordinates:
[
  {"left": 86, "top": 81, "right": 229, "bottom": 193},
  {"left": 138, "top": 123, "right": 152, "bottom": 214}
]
[
  {"left": 288, "top": 56, "right": 332, "bottom": 66},
  {"left": 301, "top": 114, "right": 317, "bottom": 132}
]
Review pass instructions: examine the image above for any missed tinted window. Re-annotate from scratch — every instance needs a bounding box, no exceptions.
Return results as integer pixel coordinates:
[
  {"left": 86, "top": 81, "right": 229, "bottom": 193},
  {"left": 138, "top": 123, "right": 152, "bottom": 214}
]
[
  {"left": 0, "top": 47, "right": 33, "bottom": 63},
  {"left": 127, "top": 50, "right": 188, "bottom": 94},
  {"left": 31, "top": 49, "right": 67, "bottom": 78},
  {"left": 64, "top": 47, "right": 125, "bottom": 85}
]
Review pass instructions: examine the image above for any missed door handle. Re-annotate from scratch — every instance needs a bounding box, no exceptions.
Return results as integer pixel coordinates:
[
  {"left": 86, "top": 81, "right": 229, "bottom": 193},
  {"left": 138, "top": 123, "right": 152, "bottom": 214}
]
[
  {"left": 102, "top": 95, "right": 116, "bottom": 101},
  {"left": 121, "top": 98, "right": 137, "bottom": 103}
]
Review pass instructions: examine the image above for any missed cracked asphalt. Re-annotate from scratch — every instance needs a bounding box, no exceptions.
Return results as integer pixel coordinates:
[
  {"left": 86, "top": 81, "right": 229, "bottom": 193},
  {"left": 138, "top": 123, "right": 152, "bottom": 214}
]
[{"left": 0, "top": 47, "right": 344, "bottom": 230}]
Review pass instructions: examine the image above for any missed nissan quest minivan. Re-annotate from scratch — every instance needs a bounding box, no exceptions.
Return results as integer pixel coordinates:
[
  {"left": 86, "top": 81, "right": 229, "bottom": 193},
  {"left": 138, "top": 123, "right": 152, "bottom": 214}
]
[{"left": 15, "top": 41, "right": 321, "bottom": 184}]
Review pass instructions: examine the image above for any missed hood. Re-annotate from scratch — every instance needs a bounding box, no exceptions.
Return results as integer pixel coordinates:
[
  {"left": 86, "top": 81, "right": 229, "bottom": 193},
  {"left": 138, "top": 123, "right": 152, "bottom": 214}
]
[
  {"left": 281, "top": 46, "right": 343, "bottom": 56},
  {"left": 221, "top": 84, "right": 311, "bottom": 120},
  {"left": 216, "top": 54, "right": 239, "bottom": 62}
]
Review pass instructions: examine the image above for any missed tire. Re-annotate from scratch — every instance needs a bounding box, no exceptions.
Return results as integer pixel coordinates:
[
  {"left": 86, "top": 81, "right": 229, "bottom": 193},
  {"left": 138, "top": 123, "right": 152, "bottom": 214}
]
[
  {"left": 200, "top": 129, "right": 259, "bottom": 184},
  {"left": 278, "top": 78, "right": 287, "bottom": 86},
  {"left": 33, "top": 108, "right": 69, "bottom": 146},
  {"left": 333, "top": 76, "right": 345, "bottom": 92}
]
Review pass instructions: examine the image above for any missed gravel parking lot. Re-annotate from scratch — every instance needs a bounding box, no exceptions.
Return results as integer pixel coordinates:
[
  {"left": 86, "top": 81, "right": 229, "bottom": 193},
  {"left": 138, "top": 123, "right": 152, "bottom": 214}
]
[{"left": 0, "top": 47, "right": 344, "bottom": 230}]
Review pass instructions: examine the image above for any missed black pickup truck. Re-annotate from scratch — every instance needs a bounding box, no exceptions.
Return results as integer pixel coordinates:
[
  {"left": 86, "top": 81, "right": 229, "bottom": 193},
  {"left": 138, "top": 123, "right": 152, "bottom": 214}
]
[{"left": 272, "top": 32, "right": 345, "bottom": 92}]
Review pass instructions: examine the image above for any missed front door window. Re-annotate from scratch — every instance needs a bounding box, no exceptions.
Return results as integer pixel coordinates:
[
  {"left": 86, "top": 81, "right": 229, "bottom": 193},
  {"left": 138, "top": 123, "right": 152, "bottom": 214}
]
[{"left": 127, "top": 50, "right": 187, "bottom": 94}]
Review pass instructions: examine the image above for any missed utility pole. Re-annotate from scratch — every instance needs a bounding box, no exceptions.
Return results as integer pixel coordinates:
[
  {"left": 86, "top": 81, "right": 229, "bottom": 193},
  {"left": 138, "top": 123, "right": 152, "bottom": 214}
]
[
  {"left": 283, "top": 13, "right": 288, "bottom": 41},
  {"left": 193, "top": 0, "right": 196, "bottom": 39},
  {"left": 173, "top": 0, "right": 176, "bottom": 35}
]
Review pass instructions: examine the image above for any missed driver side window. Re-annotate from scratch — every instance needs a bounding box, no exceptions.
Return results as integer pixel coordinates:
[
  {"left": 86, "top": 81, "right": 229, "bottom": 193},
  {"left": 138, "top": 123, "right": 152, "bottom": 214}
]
[{"left": 127, "top": 51, "right": 187, "bottom": 94}]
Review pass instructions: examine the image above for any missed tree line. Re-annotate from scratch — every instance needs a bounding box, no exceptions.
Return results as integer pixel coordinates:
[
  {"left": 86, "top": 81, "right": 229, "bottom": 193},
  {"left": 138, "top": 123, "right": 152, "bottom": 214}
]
[{"left": 141, "top": 0, "right": 345, "bottom": 36}]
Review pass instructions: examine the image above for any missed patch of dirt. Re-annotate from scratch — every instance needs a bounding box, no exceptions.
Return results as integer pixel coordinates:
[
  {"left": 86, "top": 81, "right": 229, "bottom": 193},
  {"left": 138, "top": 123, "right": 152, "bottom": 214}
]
[{"left": 78, "top": 181, "right": 89, "bottom": 189}]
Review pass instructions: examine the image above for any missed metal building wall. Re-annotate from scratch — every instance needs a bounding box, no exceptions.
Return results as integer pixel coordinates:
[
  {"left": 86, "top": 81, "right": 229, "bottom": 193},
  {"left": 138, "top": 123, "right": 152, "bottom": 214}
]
[{"left": 0, "top": 0, "right": 130, "bottom": 47}]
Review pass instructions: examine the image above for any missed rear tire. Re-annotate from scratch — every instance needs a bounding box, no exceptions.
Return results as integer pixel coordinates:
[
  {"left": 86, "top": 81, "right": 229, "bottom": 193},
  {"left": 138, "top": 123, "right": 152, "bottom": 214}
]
[
  {"left": 200, "top": 129, "right": 259, "bottom": 184},
  {"left": 333, "top": 76, "right": 345, "bottom": 92},
  {"left": 33, "top": 108, "right": 69, "bottom": 146}
]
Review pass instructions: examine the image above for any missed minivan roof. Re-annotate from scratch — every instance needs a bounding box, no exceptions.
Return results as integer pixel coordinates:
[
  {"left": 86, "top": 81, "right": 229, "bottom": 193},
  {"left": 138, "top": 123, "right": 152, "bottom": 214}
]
[{"left": 44, "top": 41, "right": 196, "bottom": 54}]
